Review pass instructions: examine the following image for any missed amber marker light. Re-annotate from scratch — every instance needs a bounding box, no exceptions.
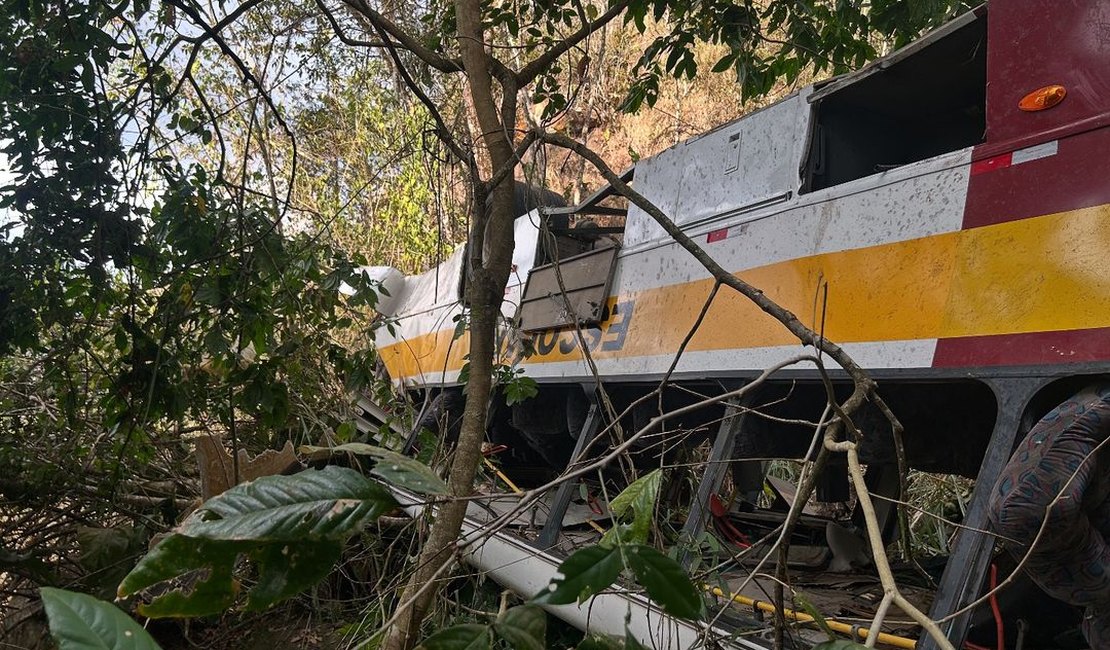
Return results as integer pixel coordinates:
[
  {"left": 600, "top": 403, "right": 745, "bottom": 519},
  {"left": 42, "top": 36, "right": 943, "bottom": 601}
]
[{"left": 1019, "top": 84, "right": 1067, "bottom": 111}]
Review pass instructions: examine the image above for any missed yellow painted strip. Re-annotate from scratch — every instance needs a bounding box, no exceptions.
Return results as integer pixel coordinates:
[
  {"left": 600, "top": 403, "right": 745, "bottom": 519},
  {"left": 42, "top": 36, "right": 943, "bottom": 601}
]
[
  {"left": 619, "top": 228, "right": 960, "bottom": 359},
  {"left": 379, "top": 326, "right": 470, "bottom": 382},
  {"left": 939, "top": 206, "right": 1110, "bottom": 336},
  {"left": 707, "top": 586, "right": 918, "bottom": 649},
  {"left": 379, "top": 205, "right": 1110, "bottom": 380}
]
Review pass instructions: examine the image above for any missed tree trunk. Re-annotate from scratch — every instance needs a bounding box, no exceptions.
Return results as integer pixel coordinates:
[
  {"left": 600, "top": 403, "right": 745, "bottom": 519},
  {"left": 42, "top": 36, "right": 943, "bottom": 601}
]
[
  {"left": 381, "top": 0, "right": 519, "bottom": 645},
  {"left": 381, "top": 286, "right": 500, "bottom": 650}
]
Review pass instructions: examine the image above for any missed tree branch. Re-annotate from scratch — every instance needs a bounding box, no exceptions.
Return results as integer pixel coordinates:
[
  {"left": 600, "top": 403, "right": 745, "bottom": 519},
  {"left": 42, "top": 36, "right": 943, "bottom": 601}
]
[
  {"left": 488, "top": 130, "right": 538, "bottom": 191},
  {"left": 538, "top": 131, "right": 861, "bottom": 375},
  {"left": 541, "top": 130, "right": 949, "bottom": 648},
  {"left": 361, "top": 16, "right": 474, "bottom": 167},
  {"left": 165, "top": 0, "right": 298, "bottom": 224},
  {"left": 312, "top": 0, "right": 393, "bottom": 48},
  {"left": 339, "top": 0, "right": 464, "bottom": 72},
  {"left": 516, "top": 0, "right": 631, "bottom": 85}
]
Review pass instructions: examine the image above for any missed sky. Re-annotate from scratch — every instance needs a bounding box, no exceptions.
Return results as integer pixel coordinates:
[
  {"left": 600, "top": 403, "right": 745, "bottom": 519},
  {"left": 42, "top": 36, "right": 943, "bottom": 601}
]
[{"left": 0, "top": 152, "right": 15, "bottom": 238}]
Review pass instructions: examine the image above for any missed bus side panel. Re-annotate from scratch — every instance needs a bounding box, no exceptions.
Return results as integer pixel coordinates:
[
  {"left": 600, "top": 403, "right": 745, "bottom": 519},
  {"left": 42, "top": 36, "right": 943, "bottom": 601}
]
[
  {"left": 963, "top": 126, "right": 1110, "bottom": 228},
  {"left": 933, "top": 0, "right": 1110, "bottom": 369},
  {"left": 932, "top": 125, "right": 1110, "bottom": 368},
  {"left": 985, "top": 1, "right": 1110, "bottom": 145}
]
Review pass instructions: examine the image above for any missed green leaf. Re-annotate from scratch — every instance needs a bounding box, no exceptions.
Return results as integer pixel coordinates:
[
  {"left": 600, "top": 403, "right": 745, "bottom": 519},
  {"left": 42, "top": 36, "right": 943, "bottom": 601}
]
[
  {"left": 76, "top": 525, "right": 143, "bottom": 599},
  {"left": 41, "top": 587, "right": 163, "bottom": 650},
  {"left": 245, "top": 540, "right": 342, "bottom": 610},
  {"left": 608, "top": 469, "right": 661, "bottom": 519},
  {"left": 712, "top": 52, "right": 738, "bottom": 75},
  {"left": 419, "top": 624, "right": 493, "bottom": 650},
  {"left": 298, "top": 443, "right": 449, "bottom": 495},
  {"left": 117, "top": 534, "right": 242, "bottom": 617},
  {"left": 599, "top": 523, "right": 632, "bottom": 549},
  {"left": 503, "top": 374, "right": 538, "bottom": 406},
  {"left": 181, "top": 466, "right": 397, "bottom": 541},
  {"left": 624, "top": 545, "right": 704, "bottom": 620},
  {"left": 335, "top": 421, "right": 356, "bottom": 442},
  {"left": 532, "top": 545, "right": 622, "bottom": 606},
  {"left": 118, "top": 533, "right": 348, "bottom": 617},
  {"left": 452, "top": 313, "right": 468, "bottom": 341},
  {"left": 795, "top": 592, "right": 834, "bottom": 640},
  {"left": 119, "top": 468, "right": 395, "bottom": 617},
  {"left": 493, "top": 605, "right": 546, "bottom": 650},
  {"left": 603, "top": 470, "right": 662, "bottom": 545}
]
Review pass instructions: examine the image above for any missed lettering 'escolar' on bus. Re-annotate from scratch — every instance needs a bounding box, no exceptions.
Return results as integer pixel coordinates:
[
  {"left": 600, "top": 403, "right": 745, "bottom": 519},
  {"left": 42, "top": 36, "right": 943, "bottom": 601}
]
[{"left": 528, "top": 298, "right": 636, "bottom": 360}]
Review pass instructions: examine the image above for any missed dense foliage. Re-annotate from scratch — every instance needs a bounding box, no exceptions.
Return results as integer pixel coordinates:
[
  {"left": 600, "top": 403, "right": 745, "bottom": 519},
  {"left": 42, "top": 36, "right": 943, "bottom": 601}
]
[
  {"left": 0, "top": 0, "right": 398, "bottom": 628},
  {"left": 624, "top": 0, "right": 974, "bottom": 108}
]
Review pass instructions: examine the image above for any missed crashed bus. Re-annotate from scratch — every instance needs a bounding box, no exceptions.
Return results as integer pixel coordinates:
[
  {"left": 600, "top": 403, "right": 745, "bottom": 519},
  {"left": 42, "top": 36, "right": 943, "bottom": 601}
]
[{"left": 360, "top": 1, "right": 1110, "bottom": 648}]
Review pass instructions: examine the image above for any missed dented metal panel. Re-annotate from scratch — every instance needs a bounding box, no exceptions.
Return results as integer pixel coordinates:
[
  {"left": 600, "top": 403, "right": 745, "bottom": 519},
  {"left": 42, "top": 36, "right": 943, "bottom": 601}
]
[
  {"left": 623, "top": 92, "right": 810, "bottom": 250},
  {"left": 504, "top": 211, "right": 543, "bottom": 319},
  {"left": 392, "top": 244, "right": 465, "bottom": 320},
  {"left": 518, "top": 245, "right": 618, "bottom": 332}
]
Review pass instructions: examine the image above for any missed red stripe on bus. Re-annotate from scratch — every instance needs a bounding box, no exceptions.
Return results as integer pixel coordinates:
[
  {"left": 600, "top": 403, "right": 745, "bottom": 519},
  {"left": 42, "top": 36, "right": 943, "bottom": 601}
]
[
  {"left": 970, "top": 153, "right": 1011, "bottom": 176},
  {"left": 707, "top": 228, "right": 729, "bottom": 243},
  {"left": 932, "top": 327, "right": 1110, "bottom": 368},
  {"left": 963, "top": 127, "right": 1110, "bottom": 228}
]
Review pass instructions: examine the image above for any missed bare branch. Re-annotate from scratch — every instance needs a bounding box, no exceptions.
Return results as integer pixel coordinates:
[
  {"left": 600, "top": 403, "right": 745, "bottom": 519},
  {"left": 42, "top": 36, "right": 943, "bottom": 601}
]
[
  {"left": 487, "top": 129, "right": 538, "bottom": 191},
  {"left": 537, "top": 131, "right": 868, "bottom": 379},
  {"left": 165, "top": 0, "right": 298, "bottom": 224},
  {"left": 340, "top": 0, "right": 464, "bottom": 72},
  {"left": 516, "top": 0, "right": 632, "bottom": 85},
  {"left": 468, "top": 354, "right": 818, "bottom": 545},
  {"left": 312, "top": 0, "right": 393, "bottom": 48},
  {"left": 361, "top": 16, "right": 474, "bottom": 166}
]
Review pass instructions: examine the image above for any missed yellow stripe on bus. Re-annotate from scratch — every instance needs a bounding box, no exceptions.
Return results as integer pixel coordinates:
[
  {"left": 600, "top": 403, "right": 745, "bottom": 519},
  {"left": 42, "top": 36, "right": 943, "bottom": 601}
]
[{"left": 378, "top": 205, "right": 1110, "bottom": 380}]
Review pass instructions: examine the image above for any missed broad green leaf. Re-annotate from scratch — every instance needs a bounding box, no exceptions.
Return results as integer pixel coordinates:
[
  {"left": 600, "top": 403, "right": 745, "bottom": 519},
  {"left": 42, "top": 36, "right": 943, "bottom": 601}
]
[
  {"left": 603, "top": 470, "right": 662, "bottom": 545},
  {"left": 182, "top": 466, "right": 396, "bottom": 541},
  {"left": 419, "top": 624, "right": 493, "bottom": 650},
  {"left": 77, "top": 526, "right": 137, "bottom": 572},
  {"left": 335, "top": 421, "right": 356, "bottom": 442},
  {"left": 245, "top": 540, "right": 342, "bottom": 610},
  {"left": 118, "top": 534, "right": 242, "bottom": 617},
  {"left": 599, "top": 523, "right": 632, "bottom": 548},
  {"left": 76, "top": 525, "right": 144, "bottom": 599},
  {"left": 532, "top": 545, "right": 622, "bottom": 606},
  {"left": 41, "top": 587, "right": 163, "bottom": 650},
  {"left": 503, "top": 374, "right": 538, "bottom": 406},
  {"left": 298, "top": 443, "right": 449, "bottom": 495},
  {"left": 493, "top": 605, "right": 545, "bottom": 650},
  {"left": 608, "top": 470, "right": 661, "bottom": 519},
  {"left": 120, "top": 534, "right": 349, "bottom": 618},
  {"left": 624, "top": 545, "right": 704, "bottom": 620}
]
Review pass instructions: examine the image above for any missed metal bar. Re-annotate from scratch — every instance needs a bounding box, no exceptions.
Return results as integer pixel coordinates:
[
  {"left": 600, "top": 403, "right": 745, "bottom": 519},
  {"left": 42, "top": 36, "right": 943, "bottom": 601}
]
[
  {"left": 918, "top": 377, "right": 1044, "bottom": 650},
  {"left": 355, "top": 393, "right": 404, "bottom": 434},
  {"left": 538, "top": 393, "right": 604, "bottom": 549},
  {"left": 680, "top": 191, "right": 792, "bottom": 232},
  {"left": 679, "top": 395, "right": 753, "bottom": 566}
]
